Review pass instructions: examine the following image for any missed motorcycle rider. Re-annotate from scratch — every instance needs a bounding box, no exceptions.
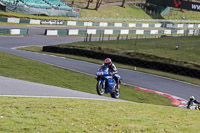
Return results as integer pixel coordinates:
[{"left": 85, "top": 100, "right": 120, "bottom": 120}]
[
  {"left": 187, "top": 96, "right": 200, "bottom": 109},
  {"left": 100, "top": 58, "right": 120, "bottom": 92}
]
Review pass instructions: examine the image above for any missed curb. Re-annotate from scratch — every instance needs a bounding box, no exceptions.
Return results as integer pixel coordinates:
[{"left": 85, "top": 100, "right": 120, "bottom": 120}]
[{"left": 136, "top": 87, "right": 187, "bottom": 106}]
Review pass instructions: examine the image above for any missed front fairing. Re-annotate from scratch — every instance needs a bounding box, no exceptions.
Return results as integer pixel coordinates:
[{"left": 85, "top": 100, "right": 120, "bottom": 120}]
[
  {"left": 96, "top": 67, "right": 115, "bottom": 93},
  {"left": 96, "top": 67, "right": 110, "bottom": 76}
]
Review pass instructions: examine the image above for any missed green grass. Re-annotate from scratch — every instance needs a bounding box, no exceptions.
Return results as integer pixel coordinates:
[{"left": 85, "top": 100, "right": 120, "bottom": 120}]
[
  {"left": 1, "top": 3, "right": 200, "bottom": 22},
  {"left": 56, "top": 36, "right": 200, "bottom": 69},
  {"left": 0, "top": 4, "right": 151, "bottom": 20},
  {"left": 0, "top": 34, "right": 20, "bottom": 36},
  {"left": 80, "top": 4, "right": 151, "bottom": 19},
  {"left": 2, "top": 3, "right": 200, "bottom": 22},
  {"left": 0, "top": 11, "right": 71, "bottom": 21},
  {"left": 19, "top": 46, "right": 200, "bottom": 86},
  {"left": 0, "top": 97, "right": 199, "bottom": 132},
  {"left": 0, "top": 51, "right": 172, "bottom": 106}
]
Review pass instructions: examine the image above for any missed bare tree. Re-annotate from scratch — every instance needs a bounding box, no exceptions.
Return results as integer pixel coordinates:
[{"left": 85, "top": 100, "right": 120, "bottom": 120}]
[
  {"left": 95, "top": 0, "right": 103, "bottom": 11},
  {"left": 121, "top": 0, "right": 126, "bottom": 8},
  {"left": 71, "top": 0, "right": 74, "bottom": 5},
  {"left": 85, "top": 0, "right": 93, "bottom": 9}
]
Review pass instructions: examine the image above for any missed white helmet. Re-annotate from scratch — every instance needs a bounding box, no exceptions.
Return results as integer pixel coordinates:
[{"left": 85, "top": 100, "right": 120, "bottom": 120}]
[{"left": 190, "top": 96, "right": 195, "bottom": 100}]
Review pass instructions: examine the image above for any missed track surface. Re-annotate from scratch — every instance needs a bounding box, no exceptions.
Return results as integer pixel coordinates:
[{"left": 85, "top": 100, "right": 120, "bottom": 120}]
[
  {"left": 0, "top": 76, "right": 127, "bottom": 102},
  {"left": 0, "top": 26, "right": 200, "bottom": 101}
]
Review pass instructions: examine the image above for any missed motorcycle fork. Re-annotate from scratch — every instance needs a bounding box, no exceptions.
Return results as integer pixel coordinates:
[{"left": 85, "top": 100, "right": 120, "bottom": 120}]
[{"left": 102, "top": 80, "right": 106, "bottom": 89}]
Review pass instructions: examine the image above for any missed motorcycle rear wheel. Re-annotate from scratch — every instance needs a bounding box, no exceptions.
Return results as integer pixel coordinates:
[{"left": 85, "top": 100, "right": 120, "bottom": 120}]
[{"left": 96, "top": 81, "right": 105, "bottom": 95}]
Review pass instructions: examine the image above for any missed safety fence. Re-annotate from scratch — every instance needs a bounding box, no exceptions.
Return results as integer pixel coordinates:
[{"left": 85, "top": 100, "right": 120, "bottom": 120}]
[
  {"left": 43, "top": 46, "right": 200, "bottom": 79},
  {"left": 70, "top": 17, "right": 200, "bottom": 23},
  {"left": 1, "top": 17, "right": 200, "bottom": 29},
  {"left": 44, "top": 29, "right": 200, "bottom": 36},
  {"left": 0, "top": 28, "right": 28, "bottom": 35}
]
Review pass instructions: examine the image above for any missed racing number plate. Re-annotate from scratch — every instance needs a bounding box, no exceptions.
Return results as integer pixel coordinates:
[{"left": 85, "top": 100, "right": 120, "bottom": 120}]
[{"left": 97, "top": 72, "right": 103, "bottom": 75}]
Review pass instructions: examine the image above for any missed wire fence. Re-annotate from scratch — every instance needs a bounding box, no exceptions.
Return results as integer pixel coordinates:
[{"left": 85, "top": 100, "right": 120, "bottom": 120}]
[{"left": 70, "top": 17, "right": 200, "bottom": 23}]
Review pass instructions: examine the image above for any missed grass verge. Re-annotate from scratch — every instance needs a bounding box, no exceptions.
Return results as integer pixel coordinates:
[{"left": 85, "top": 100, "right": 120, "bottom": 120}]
[
  {"left": 56, "top": 36, "right": 200, "bottom": 68},
  {"left": 0, "top": 4, "right": 150, "bottom": 21},
  {"left": 0, "top": 97, "right": 199, "bottom": 132},
  {"left": 0, "top": 51, "right": 172, "bottom": 106},
  {"left": 19, "top": 46, "right": 200, "bottom": 86}
]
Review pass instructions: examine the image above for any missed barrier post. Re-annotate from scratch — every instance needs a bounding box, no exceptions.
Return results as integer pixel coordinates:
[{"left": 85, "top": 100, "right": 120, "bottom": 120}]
[
  {"left": 102, "top": 33, "right": 104, "bottom": 42},
  {"left": 134, "top": 35, "right": 138, "bottom": 45},
  {"left": 89, "top": 34, "right": 92, "bottom": 42},
  {"left": 99, "top": 34, "right": 101, "bottom": 42},
  {"left": 134, "top": 66, "right": 137, "bottom": 71},
  {"left": 117, "top": 34, "right": 120, "bottom": 43},
  {"left": 86, "top": 33, "right": 88, "bottom": 42}
]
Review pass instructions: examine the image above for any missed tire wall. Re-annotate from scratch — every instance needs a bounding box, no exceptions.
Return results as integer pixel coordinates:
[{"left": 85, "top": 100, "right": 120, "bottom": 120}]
[{"left": 43, "top": 46, "right": 200, "bottom": 79}]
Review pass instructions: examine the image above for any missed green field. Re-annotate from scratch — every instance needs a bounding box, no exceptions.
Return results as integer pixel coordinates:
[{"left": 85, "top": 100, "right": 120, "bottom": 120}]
[
  {"left": 0, "top": 51, "right": 172, "bottom": 106},
  {"left": 0, "top": 97, "right": 199, "bottom": 132}
]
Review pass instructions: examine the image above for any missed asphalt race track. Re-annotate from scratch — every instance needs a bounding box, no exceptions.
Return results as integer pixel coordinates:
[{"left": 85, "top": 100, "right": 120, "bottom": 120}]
[
  {"left": 0, "top": 25, "right": 200, "bottom": 101},
  {"left": 0, "top": 76, "right": 128, "bottom": 102}
]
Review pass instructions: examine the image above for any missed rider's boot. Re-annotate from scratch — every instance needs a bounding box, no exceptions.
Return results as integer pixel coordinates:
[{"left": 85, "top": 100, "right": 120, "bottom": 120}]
[
  {"left": 115, "top": 80, "right": 120, "bottom": 92},
  {"left": 115, "top": 84, "right": 119, "bottom": 92}
]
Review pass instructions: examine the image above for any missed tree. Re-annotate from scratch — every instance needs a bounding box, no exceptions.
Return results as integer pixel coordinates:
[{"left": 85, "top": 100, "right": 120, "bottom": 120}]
[
  {"left": 121, "top": 0, "right": 126, "bottom": 8},
  {"left": 95, "top": 0, "right": 103, "bottom": 11},
  {"left": 85, "top": 0, "right": 93, "bottom": 9}
]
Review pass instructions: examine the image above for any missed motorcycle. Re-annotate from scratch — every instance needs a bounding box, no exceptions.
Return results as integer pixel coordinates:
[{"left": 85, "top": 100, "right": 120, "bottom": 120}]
[
  {"left": 96, "top": 66, "right": 120, "bottom": 98},
  {"left": 189, "top": 103, "right": 200, "bottom": 111}
]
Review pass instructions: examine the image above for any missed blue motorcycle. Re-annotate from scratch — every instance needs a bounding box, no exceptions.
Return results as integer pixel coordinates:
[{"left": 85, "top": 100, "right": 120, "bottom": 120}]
[{"left": 96, "top": 66, "right": 120, "bottom": 98}]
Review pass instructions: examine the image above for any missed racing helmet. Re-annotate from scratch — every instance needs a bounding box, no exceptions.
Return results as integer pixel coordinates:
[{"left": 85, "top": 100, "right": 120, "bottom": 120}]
[
  {"left": 190, "top": 96, "right": 195, "bottom": 100},
  {"left": 104, "top": 58, "right": 112, "bottom": 67}
]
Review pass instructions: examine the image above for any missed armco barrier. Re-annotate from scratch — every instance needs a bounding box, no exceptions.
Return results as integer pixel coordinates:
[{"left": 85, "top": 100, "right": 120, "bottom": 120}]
[
  {"left": 44, "top": 29, "right": 199, "bottom": 36},
  {"left": 1, "top": 16, "right": 200, "bottom": 29},
  {"left": 0, "top": 28, "right": 28, "bottom": 35},
  {"left": 43, "top": 46, "right": 200, "bottom": 79}
]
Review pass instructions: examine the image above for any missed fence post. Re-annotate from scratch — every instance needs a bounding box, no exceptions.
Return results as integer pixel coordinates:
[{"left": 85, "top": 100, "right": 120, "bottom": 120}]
[
  {"left": 198, "top": 29, "right": 200, "bottom": 36},
  {"left": 156, "top": 35, "right": 158, "bottom": 48},
  {"left": 117, "top": 34, "right": 120, "bottom": 43},
  {"left": 86, "top": 33, "right": 88, "bottom": 42},
  {"left": 89, "top": 34, "right": 92, "bottom": 42},
  {"left": 102, "top": 33, "right": 104, "bottom": 42},
  {"left": 99, "top": 34, "right": 101, "bottom": 42},
  {"left": 135, "top": 35, "right": 138, "bottom": 45}
]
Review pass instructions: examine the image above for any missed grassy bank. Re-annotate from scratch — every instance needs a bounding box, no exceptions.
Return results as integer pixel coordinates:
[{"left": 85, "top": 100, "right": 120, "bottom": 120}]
[
  {"left": 0, "top": 97, "right": 199, "bottom": 132},
  {"left": 19, "top": 46, "right": 200, "bottom": 86},
  {"left": 80, "top": 4, "right": 151, "bottom": 19},
  {"left": 56, "top": 36, "right": 200, "bottom": 69},
  {"left": 0, "top": 11, "right": 71, "bottom": 21},
  {"left": 0, "top": 51, "right": 172, "bottom": 106},
  {"left": 2, "top": 4, "right": 200, "bottom": 21},
  {"left": 0, "top": 4, "right": 150, "bottom": 20}
]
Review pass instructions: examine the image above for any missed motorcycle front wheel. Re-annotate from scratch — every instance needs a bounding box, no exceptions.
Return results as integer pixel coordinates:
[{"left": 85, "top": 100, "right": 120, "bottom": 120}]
[
  {"left": 111, "top": 84, "right": 120, "bottom": 99},
  {"left": 96, "top": 81, "right": 105, "bottom": 95}
]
